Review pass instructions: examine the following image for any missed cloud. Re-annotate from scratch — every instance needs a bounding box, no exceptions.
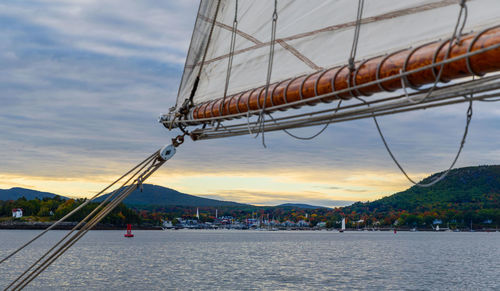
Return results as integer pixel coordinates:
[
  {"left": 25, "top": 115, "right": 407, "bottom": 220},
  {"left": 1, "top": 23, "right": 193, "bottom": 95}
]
[
  {"left": 198, "top": 189, "right": 356, "bottom": 208},
  {"left": 0, "top": 1, "right": 499, "bottom": 205}
]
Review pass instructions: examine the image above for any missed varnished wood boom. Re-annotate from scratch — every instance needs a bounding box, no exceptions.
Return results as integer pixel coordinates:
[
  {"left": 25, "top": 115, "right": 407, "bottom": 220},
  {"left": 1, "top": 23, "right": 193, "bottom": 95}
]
[{"left": 193, "top": 26, "right": 500, "bottom": 120}]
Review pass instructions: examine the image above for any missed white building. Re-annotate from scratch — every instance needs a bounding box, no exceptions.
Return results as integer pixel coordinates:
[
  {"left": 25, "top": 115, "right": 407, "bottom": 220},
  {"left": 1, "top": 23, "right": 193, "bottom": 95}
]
[{"left": 12, "top": 208, "right": 23, "bottom": 218}]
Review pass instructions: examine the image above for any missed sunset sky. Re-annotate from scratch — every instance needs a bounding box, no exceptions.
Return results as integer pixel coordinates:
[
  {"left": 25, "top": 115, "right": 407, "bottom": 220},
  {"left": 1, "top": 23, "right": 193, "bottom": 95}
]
[{"left": 1, "top": 1, "right": 499, "bottom": 207}]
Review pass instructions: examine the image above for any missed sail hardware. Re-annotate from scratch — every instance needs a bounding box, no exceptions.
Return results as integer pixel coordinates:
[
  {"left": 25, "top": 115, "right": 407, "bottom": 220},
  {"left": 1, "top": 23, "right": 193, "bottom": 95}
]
[
  {"left": 402, "top": 44, "right": 429, "bottom": 90},
  {"left": 348, "top": 0, "right": 365, "bottom": 73},
  {"left": 465, "top": 25, "right": 500, "bottom": 77},
  {"left": 331, "top": 65, "right": 349, "bottom": 100},
  {"left": 272, "top": 78, "right": 291, "bottom": 110},
  {"left": 5, "top": 145, "right": 176, "bottom": 290},
  {"left": 256, "top": 87, "right": 267, "bottom": 110},
  {"left": 362, "top": 93, "right": 474, "bottom": 188},
  {"left": 189, "top": 73, "right": 500, "bottom": 140},
  {"left": 235, "top": 92, "right": 245, "bottom": 113},
  {"left": 376, "top": 50, "right": 407, "bottom": 92},
  {"left": 277, "top": 100, "right": 342, "bottom": 141},
  {"left": 220, "top": 0, "right": 239, "bottom": 116},
  {"left": 256, "top": 0, "right": 279, "bottom": 148},
  {"left": 283, "top": 77, "right": 297, "bottom": 105},
  {"left": 416, "top": 0, "right": 469, "bottom": 104},
  {"left": 180, "top": 0, "right": 222, "bottom": 121},
  {"left": 0, "top": 150, "right": 159, "bottom": 267},
  {"left": 171, "top": 37, "right": 500, "bottom": 129},
  {"left": 352, "top": 59, "right": 372, "bottom": 97},
  {"left": 159, "top": 144, "right": 176, "bottom": 161},
  {"left": 315, "top": 69, "right": 333, "bottom": 103},
  {"left": 431, "top": 39, "right": 454, "bottom": 83}
]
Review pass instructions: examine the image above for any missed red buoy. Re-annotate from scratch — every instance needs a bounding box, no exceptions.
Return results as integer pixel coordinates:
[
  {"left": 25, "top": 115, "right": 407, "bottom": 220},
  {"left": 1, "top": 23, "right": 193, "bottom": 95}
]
[{"left": 124, "top": 224, "right": 134, "bottom": 237}]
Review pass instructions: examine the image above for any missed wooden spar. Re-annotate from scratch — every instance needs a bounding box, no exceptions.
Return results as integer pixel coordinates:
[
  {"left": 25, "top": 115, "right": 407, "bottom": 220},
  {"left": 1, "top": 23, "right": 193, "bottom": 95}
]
[{"left": 193, "top": 26, "right": 500, "bottom": 120}]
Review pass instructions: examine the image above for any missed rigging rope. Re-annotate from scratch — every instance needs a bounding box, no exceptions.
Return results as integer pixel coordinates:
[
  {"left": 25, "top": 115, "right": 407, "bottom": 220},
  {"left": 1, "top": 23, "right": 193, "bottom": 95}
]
[
  {"left": 256, "top": 0, "right": 278, "bottom": 148},
  {"left": 0, "top": 151, "right": 158, "bottom": 266},
  {"left": 178, "top": 0, "right": 222, "bottom": 121},
  {"left": 346, "top": 0, "right": 472, "bottom": 187},
  {"left": 348, "top": 0, "right": 364, "bottom": 72},
  {"left": 402, "top": 0, "right": 468, "bottom": 104},
  {"left": 5, "top": 154, "right": 157, "bottom": 290},
  {"left": 362, "top": 95, "right": 473, "bottom": 188},
  {"left": 5, "top": 140, "right": 180, "bottom": 290},
  {"left": 220, "top": 0, "right": 238, "bottom": 115},
  {"left": 276, "top": 100, "right": 342, "bottom": 140}
]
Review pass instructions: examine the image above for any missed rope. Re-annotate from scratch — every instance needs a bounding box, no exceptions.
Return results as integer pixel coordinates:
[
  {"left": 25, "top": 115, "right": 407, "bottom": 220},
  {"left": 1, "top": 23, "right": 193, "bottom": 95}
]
[
  {"left": 5, "top": 154, "right": 157, "bottom": 290},
  {"left": 181, "top": 0, "right": 221, "bottom": 117},
  {"left": 0, "top": 151, "right": 158, "bottom": 266},
  {"left": 278, "top": 100, "right": 342, "bottom": 140},
  {"left": 13, "top": 159, "right": 165, "bottom": 290},
  {"left": 356, "top": 95, "right": 473, "bottom": 188},
  {"left": 256, "top": 0, "right": 278, "bottom": 148},
  {"left": 345, "top": 0, "right": 472, "bottom": 187},
  {"left": 7, "top": 149, "right": 171, "bottom": 290},
  {"left": 171, "top": 43, "right": 500, "bottom": 126},
  {"left": 403, "top": 0, "right": 468, "bottom": 104},
  {"left": 348, "top": 0, "right": 364, "bottom": 71},
  {"left": 220, "top": 0, "right": 238, "bottom": 115}
]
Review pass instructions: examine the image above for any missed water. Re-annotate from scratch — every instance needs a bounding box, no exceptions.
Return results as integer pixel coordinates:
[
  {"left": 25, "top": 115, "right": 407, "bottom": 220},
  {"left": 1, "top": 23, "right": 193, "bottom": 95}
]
[{"left": 0, "top": 230, "right": 499, "bottom": 290}]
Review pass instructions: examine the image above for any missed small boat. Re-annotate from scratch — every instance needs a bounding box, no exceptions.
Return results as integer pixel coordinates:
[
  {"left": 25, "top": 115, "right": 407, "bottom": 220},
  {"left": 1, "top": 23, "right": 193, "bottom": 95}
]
[
  {"left": 124, "top": 224, "right": 134, "bottom": 238},
  {"left": 339, "top": 218, "right": 346, "bottom": 233}
]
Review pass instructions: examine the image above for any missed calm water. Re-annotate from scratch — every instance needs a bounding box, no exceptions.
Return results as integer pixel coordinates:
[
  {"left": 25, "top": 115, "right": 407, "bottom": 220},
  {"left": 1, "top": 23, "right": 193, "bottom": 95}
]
[{"left": 0, "top": 230, "right": 499, "bottom": 290}]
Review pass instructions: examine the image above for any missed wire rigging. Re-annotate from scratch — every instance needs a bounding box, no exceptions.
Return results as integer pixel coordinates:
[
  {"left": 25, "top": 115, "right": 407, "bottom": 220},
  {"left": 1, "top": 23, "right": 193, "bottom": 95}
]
[
  {"left": 4, "top": 140, "right": 180, "bottom": 290},
  {"left": 255, "top": 0, "right": 278, "bottom": 148},
  {"left": 220, "top": 0, "right": 239, "bottom": 115},
  {"left": 343, "top": 0, "right": 474, "bottom": 187}
]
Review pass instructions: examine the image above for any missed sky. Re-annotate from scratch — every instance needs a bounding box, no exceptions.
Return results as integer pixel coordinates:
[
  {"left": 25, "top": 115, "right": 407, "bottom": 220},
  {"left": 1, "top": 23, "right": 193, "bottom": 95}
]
[{"left": 1, "top": 0, "right": 499, "bottom": 207}]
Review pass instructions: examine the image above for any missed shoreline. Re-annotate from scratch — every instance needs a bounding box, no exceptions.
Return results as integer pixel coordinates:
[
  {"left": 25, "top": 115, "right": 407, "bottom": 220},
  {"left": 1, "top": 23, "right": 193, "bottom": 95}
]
[
  {"left": 1, "top": 222, "right": 497, "bottom": 232},
  {"left": 0, "top": 221, "right": 162, "bottom": 230}
]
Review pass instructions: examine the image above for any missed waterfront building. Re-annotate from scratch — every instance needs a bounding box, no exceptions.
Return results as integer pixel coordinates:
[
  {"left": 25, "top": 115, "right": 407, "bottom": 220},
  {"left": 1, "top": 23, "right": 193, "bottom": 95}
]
[{"left": 12, "top": 208, "right": 23, "bottom": 218}]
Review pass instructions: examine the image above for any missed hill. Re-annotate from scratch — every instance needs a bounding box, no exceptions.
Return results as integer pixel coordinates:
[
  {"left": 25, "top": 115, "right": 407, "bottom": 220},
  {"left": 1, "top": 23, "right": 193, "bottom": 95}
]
[
  {"left": 95, "top": 184, "right": 246, "bottom": 207},
  {"left": 342, "top": 165, "right": 500, "bottom": 225},
  {"left": 0, "top": 187, "right": 66, "bottom": 201}
]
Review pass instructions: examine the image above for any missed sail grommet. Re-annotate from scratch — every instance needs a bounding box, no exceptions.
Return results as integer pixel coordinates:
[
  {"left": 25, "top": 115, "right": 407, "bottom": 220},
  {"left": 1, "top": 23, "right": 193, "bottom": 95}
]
[
  {"left": 159, "top": 144, "right": 176, "bottom": 161},
  {"left": 466, "top": 25, "right": 500, "bottom": 77}
]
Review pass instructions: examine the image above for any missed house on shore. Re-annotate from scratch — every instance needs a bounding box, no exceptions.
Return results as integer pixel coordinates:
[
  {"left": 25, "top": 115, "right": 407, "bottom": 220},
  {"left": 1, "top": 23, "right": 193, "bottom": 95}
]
[{"left": 12, "top": 208, "right": 23, "bottom": 218}]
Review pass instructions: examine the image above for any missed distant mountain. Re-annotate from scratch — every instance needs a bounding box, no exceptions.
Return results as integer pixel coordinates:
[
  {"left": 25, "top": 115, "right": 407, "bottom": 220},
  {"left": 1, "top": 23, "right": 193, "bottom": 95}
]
[
  {"left": 344, "top": 165, "right": 500, "bottom": 214},
  {"left": 0, "top": 187, "right": 67, "bottom": 201},
  {"left": 277, "top": 203, "right": 327, "bottom": 209},
  {"left": 95, "top": 184, "right": 246, "bottom": 207}
]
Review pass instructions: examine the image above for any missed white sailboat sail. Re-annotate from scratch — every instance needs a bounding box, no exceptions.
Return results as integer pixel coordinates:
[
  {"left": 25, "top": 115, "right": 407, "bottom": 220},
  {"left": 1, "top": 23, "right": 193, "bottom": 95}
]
[
  {"left": 341, "top": 218, "right": 346, "bottom": 231},
  {"left": 170, "top": 0, "right": 499, "bottom": 116}
]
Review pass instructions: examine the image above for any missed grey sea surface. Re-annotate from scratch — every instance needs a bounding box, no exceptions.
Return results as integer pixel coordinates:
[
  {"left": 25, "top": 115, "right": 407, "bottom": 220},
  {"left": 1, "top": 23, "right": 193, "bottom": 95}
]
[{"left": 0, "top": 230, "right": 499, "bottom": 290}]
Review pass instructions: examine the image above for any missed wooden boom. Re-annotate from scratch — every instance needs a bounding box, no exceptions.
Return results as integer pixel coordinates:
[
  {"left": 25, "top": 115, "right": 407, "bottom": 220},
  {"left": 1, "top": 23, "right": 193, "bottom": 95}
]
[{"left": 192, "top": 26, "right": 500, "bottom": 120}]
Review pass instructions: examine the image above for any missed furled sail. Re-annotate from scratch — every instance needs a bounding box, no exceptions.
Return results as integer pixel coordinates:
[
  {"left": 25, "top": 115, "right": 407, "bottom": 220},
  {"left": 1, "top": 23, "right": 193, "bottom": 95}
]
[{"left": 161, "top": 0, "right": 500, "bottom": 139}]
